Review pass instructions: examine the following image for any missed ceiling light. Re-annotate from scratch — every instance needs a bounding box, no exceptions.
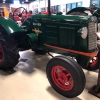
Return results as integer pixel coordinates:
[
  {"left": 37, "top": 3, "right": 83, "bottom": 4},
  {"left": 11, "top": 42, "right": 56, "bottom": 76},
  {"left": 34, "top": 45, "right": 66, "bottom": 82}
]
[
  {"left": 3, "top": 0, "right": 6, "bottom": 1},
  {"left": 25, "top": 0, "right": 28, "bottom": 2},
  {"left": 3, "top": 1, "right": 5, "bottom": 3},
  {"left": 22, "top": 1, "right": 24, "bottom": 3}
]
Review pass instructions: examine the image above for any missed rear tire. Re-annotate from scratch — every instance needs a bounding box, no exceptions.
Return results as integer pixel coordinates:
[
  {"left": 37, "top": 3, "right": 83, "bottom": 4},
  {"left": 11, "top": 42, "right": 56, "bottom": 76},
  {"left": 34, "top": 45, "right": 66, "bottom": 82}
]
[
  {"left": 46, "top": 56, "right": 86, "bottom": 98},
  {"left": 0, "top": 34, "right": 20, "bottom": 70}
]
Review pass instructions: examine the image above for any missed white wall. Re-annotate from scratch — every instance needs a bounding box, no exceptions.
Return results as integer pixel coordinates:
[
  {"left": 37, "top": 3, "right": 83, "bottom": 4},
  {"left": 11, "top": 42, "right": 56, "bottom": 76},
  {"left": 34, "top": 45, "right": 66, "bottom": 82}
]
[
  {"left": 29, "top": 1, "right": 39, "bottom": 12},
  {"left": 29, "top": 0, "right": 91, "bottom": 13},
  {"left": 82, "top": 0, "right": 90, "bottom": 7},
  {"left": 10, "top": 4, "right": 29, "bottom": 11}
]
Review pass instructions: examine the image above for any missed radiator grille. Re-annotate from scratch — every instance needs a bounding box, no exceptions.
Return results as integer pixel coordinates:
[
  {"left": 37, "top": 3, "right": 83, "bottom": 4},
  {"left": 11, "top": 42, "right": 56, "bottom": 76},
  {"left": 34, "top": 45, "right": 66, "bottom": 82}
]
[
  {"left": 88, "top": 22, "right": 97, "bottom": 50},
  {"left": 60, "top": 27, "right": 75, "bottom": 46}
]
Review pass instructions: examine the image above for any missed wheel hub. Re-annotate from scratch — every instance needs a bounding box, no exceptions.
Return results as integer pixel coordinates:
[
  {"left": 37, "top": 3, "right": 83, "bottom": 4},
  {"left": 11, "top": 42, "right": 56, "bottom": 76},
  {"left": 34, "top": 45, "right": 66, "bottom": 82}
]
[
  {"left": 51, "top": 66, "right": 74, "bottom": 91},
  {"left": 89, "top": 56, "right": 98, "bottom": 67},
  {"left": 65, "top": 82, "right": 69, "bottom": 86}
]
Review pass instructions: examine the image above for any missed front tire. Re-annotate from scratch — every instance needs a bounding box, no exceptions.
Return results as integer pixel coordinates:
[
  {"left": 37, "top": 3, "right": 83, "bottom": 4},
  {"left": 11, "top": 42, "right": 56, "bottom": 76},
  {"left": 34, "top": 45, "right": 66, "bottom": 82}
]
[{"left": 46, "top": 56, "right": 86, "bottom": 98}]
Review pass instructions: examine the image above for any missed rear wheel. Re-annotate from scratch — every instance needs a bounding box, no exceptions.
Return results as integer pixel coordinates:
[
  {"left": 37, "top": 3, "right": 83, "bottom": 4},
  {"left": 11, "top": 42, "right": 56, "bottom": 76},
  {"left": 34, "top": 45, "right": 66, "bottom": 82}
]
[
  {"left": 0, "top": 34, "right": 20, "bottom": 70},
  {"left": 46, "top": 56, "right": 86, "bottom": 98}
]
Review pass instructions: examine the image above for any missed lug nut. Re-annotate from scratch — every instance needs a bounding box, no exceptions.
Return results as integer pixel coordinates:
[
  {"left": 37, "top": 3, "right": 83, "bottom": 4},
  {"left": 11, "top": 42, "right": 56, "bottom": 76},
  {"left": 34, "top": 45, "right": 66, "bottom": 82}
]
[{"left": 65, "top": 82, "right": 69, "bottom": 86}]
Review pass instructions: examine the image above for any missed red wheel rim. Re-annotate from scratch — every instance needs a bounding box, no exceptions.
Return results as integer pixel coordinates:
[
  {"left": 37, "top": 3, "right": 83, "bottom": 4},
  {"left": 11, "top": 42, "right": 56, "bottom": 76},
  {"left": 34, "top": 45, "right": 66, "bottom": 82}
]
[
  {"left": 89, "top": 56, "right": 98, "bottom": 67},
  {"left": 51, "top": 66, "right": 74, "bottom": 91},
  {"left": 0, "top": 44, "right": 3, "bottom": 62}
]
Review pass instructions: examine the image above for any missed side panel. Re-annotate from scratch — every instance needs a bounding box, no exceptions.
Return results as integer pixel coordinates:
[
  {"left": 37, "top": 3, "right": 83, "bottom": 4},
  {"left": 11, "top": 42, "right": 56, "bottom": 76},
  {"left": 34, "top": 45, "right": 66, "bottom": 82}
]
[{"left": 0, "top": 17, "right": 22, "bottom": 34}]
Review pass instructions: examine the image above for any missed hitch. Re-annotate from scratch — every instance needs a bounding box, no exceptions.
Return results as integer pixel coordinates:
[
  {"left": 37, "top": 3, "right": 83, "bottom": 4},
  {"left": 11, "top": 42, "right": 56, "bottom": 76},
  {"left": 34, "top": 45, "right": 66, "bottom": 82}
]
[{"left": 88, "top": 64, "right": 100, "bottom": 98}]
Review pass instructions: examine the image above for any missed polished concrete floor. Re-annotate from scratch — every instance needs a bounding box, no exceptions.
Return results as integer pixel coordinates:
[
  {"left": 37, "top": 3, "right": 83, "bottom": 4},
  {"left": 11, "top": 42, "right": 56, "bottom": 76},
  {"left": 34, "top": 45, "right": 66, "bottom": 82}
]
[{"left": 0, "top": 50, "right": 99, "bottom": 100}]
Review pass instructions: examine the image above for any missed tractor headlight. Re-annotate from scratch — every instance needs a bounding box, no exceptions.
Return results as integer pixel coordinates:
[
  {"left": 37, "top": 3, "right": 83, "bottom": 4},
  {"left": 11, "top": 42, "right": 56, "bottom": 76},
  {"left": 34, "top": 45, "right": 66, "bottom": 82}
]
[
  {"left": 78, "top": 27, "right": 88, "bottom": 39},
  {"left": 81, "top": 27, "right": 88, "bottom": 39}
]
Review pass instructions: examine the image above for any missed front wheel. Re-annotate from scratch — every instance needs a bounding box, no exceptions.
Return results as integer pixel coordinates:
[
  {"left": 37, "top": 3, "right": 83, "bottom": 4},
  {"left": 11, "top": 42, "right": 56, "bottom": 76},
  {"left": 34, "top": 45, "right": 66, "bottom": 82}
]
[{"left": 46, "top": 56, "right": 86, "bottom": 98}]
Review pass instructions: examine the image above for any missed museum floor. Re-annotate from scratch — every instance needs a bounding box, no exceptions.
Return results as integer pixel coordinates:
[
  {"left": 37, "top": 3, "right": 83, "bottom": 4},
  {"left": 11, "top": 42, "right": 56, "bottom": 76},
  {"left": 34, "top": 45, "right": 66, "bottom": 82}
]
[{"left": 0, "top": 50, "right": 99, "bottom": 100}]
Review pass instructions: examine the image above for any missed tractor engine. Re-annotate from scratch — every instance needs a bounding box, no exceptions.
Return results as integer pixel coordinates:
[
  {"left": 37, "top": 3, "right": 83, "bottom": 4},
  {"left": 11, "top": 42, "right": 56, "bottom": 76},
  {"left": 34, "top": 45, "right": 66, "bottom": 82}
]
[{"left": 22, "top": 15, "right": 98, "bottom": 55}]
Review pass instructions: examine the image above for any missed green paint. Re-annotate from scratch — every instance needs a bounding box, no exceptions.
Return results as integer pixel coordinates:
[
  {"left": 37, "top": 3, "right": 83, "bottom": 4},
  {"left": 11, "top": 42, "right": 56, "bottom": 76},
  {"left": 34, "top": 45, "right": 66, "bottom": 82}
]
[
  {"left": 26, "top": 33, "right": 38, "bottom": 43},
  {"left": 31, "top": 14, "right": 91, "bottom": 21},
  {"left": 0, "top": 17, "right": 22, "bottom": 35},
  {"left": 0, "top": 12, "right": 98, "bottom": 67}
]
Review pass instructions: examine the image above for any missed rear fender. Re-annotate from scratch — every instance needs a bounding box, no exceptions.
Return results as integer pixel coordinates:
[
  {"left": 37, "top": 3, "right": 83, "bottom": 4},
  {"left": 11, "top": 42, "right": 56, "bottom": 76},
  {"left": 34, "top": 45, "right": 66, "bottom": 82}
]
[{"left": 0, "top": 17, "right": 22, "bottom": 35}]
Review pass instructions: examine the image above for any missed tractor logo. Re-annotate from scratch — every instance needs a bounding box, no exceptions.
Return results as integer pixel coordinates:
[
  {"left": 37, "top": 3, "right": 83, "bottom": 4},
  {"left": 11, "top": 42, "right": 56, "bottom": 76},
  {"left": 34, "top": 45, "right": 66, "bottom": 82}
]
[
  {"left": 32, "top": 28, "right": 42, "bottom": 36},
  {"left": 33, "top": 22, "right": 41, "bottom": 26}
]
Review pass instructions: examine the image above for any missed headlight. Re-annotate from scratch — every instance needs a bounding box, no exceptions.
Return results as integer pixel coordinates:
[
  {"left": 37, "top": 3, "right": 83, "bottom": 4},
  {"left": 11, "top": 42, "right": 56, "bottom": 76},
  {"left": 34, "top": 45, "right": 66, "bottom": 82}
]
[
  {"left": 79, "top": 27, "right": 88, "bottom": 39},
  {"left": 81, "top": 27, "right": 88, "bottom": 39}
]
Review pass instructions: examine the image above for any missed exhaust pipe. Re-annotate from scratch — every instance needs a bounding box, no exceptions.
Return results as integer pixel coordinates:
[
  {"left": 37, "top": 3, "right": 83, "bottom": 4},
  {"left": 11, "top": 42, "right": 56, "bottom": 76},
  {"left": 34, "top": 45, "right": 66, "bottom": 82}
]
[{"left": 48, "top": 0, "right": 51, "bottom": 16}]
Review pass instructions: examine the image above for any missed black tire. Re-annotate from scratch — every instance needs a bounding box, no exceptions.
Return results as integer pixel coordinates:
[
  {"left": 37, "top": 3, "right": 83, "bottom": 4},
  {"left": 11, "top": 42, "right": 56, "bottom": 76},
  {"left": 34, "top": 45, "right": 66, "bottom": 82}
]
[
  {"left": 0, "top": 34, "right": 20, "bottom": 70},
  {"left": 32, "top": 49, "right": 47, "bottom": 55},
  {"left": 87, "top": 44, "right": 100, "bottom": 71},
  {"left": 86, "top": 56, "right": 99, "bottom": 71},
  {"left": 46, "top": 56, "right": 86, "bottom": 98},
  {"left": 77, "top": 44, "right": 100, "bottom": 71}
]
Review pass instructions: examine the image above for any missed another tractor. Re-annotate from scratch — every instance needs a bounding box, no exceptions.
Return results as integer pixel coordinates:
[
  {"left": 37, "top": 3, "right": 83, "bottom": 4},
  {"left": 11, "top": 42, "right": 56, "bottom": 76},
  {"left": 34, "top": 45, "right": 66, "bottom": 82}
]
[
  {"left": 0, "top": 1, "right": 99, "bottom": 98},
  {"left": 67, "top": 3, "right": 100, "bottom": 32}
]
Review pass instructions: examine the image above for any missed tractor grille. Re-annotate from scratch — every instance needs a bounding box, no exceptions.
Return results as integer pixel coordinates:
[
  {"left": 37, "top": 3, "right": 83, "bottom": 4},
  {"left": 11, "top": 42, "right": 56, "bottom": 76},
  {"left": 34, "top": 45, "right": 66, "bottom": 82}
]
[
  {"left": 88, "top": 22, "right": 97, "bottom": 50},
  {"left": 60, "top": 27, "right": 75, "bottom": 46}
]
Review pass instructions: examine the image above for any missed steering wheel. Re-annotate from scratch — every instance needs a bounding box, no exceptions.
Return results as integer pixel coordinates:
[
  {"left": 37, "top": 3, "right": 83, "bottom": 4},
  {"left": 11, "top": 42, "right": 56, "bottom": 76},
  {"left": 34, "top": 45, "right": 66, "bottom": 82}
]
[
  {"left": 13, "top": 7, "right": 27, "bottom": 23},
  {"left": 90, "top": 3, "right": 96, "bottom": 8}
]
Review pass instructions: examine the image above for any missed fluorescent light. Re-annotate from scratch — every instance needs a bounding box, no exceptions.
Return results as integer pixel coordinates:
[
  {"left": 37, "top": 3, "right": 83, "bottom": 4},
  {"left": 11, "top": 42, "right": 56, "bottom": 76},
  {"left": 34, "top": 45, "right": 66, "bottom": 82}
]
[
  {"left": 14, "top": 0, "right": 20, "bottom": 4},
  {"left": 3, "top": 0, "right": 6, "bottom": 1},
  {"left": 22, "top": 1, "right": 24, "bottom": 3},
  {"left": 3, "top": 1, "right": 5, "bottom": 3},
  {"left": 25, "top": 0, "right": 28, "bottom": 2}
]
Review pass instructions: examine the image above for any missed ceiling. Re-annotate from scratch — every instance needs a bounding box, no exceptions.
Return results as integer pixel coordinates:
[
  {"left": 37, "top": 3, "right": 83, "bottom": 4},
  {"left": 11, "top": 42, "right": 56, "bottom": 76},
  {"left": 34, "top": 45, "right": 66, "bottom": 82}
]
[{"left": 0, "top": 0, "right": 35, "bottom": 4}]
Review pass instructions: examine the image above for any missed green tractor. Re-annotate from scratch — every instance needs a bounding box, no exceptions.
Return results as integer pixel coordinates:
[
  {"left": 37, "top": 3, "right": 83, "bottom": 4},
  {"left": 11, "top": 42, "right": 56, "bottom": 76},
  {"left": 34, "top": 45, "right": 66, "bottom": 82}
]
[{"left": 0, "top": 0, "right": 99, "bottom": 98}]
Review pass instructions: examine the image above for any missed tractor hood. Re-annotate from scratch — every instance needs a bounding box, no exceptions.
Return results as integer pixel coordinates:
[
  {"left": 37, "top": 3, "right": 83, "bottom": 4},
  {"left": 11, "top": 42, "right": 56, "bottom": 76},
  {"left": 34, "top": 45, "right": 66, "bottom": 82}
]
[{"left": 31, "top": 14, "right": 95, "bottom": 23}]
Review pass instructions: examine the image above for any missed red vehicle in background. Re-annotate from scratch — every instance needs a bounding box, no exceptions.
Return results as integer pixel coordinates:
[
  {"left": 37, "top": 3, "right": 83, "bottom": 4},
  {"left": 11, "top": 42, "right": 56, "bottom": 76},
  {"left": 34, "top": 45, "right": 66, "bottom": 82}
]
[
  {"left": 9, "top": 7, "right": 32, "bottom": 24},
  {"left": 41, "top": 8, "right": 54, "bottom": 14}
]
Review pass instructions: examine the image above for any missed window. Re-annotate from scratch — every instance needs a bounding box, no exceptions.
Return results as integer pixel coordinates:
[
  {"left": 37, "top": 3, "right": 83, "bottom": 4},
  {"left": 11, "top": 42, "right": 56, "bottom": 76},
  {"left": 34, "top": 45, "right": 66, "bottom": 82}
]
[
  {"left": 91, "top": 0, "right": 100, "bottom": 7},
  {"left": 51, "top": 5, "right": 61, "bottom": 14},
  {"left": 77, "top": 2, "right": 82, "bottom": 7},
  {"left": 72, "top": 3, "right": 76, "bottom": 9},
  {"left": 66, "top": 4, "right": 71, "bottom": 12},
  {"left": 58, "top": 5, "right": 61, "bottom": 12},
  {"left": 41, "top": 8, "right": 46, "bottom": 12},
  {"left": 66, "top": 2, "right": 82, "bottom": 13}
]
